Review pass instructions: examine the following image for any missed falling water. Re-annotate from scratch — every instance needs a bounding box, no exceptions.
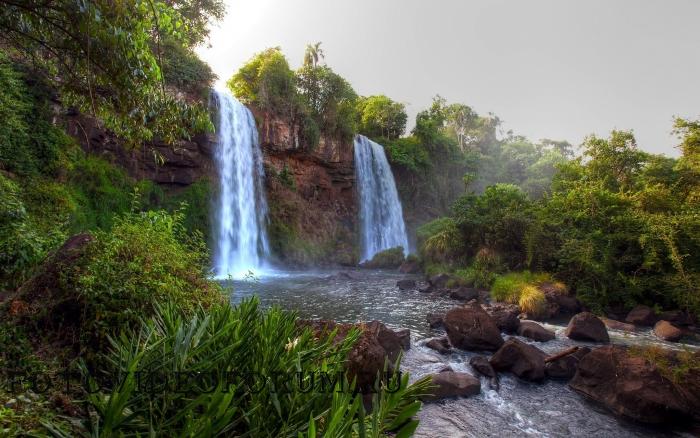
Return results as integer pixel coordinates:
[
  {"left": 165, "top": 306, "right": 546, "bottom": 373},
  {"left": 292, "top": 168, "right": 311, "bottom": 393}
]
[
  {"left": 211, "top": 90, "right": 269, "bottom": 278},
  {"left": 354, "top": 135, "right": 409, "bottom": 262}
]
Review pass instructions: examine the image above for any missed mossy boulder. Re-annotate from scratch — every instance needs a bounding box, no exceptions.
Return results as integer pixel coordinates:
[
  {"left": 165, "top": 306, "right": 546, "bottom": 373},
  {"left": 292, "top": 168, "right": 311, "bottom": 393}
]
[{"left": 359, "top": 247, "right": 405, "bottom": 269}]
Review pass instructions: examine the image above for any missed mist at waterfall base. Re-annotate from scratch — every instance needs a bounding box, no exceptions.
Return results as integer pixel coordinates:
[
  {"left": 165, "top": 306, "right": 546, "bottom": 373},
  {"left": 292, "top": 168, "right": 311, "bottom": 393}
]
[
  {"left": 211, "top": 90, "right": 271, "bottom": 279},
  {"left": 354, "top": 135, "right": 409, "bottom": 262}
]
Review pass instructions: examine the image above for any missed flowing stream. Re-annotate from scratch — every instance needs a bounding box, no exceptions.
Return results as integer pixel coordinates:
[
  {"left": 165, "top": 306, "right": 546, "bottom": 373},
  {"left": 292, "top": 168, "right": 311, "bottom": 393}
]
[
  {"left": 211, "top": 90, "right": 270, "bottom": 278},
  {"left": 225, "top": 270, "right": 698, "bottom": 438},
  {"left": 354, "top": 135, "right": 409, "bottom": 261}
]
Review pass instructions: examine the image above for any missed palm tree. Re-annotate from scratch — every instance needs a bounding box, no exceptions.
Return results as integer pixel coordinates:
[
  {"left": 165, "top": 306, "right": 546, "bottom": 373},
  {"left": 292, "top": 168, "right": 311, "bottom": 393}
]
[{"left": 303, "top": 42, "right": 325, "bottom": 68}]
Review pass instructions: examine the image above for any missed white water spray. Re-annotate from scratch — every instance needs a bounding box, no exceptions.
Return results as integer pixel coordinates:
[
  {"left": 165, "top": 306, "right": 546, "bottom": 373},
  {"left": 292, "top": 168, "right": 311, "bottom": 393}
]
[
  {"left": 354, "top": 135, "right": 409, "bottom": 262},
  {"left": 211, "top": 90, "right": 269, "bottom": 278}
]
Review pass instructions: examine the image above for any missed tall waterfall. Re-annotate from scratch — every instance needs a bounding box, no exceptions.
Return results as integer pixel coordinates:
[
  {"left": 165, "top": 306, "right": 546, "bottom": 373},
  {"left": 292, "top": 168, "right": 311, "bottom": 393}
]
[
  {"left": 354, "top": 135, "right": 409, "bottom": 262},
  {"left": 211, "top": 90, "right": 269, "bottom": 278}
]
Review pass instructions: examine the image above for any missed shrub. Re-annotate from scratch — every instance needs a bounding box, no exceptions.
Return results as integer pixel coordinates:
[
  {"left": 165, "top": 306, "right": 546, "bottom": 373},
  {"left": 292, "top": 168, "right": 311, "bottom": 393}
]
[
  {"left": 418, "top": 217, "right": 462, "bottom": 264},
  {"left": 53, "top": 299, "right": 430, "bottom": 437},
  {"left": 63, "top": 209, "right": 223, "bottom": 348},
  {"left": 161, "top": 37, "right": 217, "bottom": 100},
  {"left": 356, "top": 95, "right": 407, "bottom": 140}
]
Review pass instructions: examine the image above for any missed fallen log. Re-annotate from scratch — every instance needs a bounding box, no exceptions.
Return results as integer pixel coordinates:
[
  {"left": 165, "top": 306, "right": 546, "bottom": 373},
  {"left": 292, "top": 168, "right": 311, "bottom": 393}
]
[{"left": 544, "top": 346, "right": 579, "bottom": 363}]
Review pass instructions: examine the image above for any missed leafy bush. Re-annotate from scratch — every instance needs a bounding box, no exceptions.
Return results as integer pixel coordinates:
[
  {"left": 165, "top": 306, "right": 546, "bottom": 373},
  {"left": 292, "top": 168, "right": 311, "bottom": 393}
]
[
  {"left": 64, "top": 209, "right": 223, "bottom": 347},
  {"left": 417, "top": 217, "right": 462, "bottom": 264},
  {"left": 53, "top": 299, "right": 430, "bottom": 437},
  {"left": 161, "top": 37, "right": 217, "bottom": 100}
]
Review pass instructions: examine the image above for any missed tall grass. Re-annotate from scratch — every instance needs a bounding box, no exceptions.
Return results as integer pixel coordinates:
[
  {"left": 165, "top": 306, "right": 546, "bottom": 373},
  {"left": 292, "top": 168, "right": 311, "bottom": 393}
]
[
  {"left": 491, "top": 271, "right": 563, "bottom": 317},
  {"left": 48, "top": 298, "right": 430, "bottom": 437}
]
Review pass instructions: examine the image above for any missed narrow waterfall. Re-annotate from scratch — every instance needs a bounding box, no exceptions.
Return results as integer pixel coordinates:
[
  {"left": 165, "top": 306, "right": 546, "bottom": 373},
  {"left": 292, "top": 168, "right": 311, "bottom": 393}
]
[
  {"left": 211, "top": 90, "right": 270, "bottom": 278},
  {"left": 354, "top": 135, "right": 409, "bottom": 262}
]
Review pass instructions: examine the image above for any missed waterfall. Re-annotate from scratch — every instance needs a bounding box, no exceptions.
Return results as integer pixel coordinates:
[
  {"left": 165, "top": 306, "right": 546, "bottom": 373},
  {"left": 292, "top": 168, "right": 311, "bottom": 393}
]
[
  {"left": 211, "top": 90, "right": 269, "bottom": 278},
  {"left": 354, "top": 135, "right": 409, "bottom": 262}
]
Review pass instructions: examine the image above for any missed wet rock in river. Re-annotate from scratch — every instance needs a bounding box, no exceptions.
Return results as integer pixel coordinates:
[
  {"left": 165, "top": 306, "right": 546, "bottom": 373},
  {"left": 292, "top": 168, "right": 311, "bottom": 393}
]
[
  {"left": 422, "top": 371, "right": 481, "bottom": 402},
  {"left": 490, "top": 338, "right": 547, "bottom": 382},
  {"left": 653, "top": 320, "right": 683, "bottom": 342},
  {"left": 624, "top": 305, "right": 658, "bottom": 327},
  {"left": 396, "top": 279, "right": 416, "bottom": 290},
  {"left": 444, "top": 304, "right": 504, "bottom": 351},
  {"left": 565, "top": 312, "right": 610, "bottom": 343},
  {"left": 601, "top": 317, "right": 636, "bottom": 332},
  {"left": 425, "top": 337, "right": 452, "bottom": 354},
  {"left": 449, "top": 286, "right": 479, "bottom": 301},
  {"left": 545, "top": 346, "right": 591, "bottom": 379},
  {"left": 428, "top": 273, "right": 451, "bottom": 289},
  {"left": 484, "top": 303, "right": 521, "bottom": 333},
  {"left": 427, "top": 313, "right": 444, "bottom": 328},
  {"left": 470, "top": 355, "right": 497, "bottom": 378},
  {"left": 517, "top": 320, "right": 556, "bottom": 342}
]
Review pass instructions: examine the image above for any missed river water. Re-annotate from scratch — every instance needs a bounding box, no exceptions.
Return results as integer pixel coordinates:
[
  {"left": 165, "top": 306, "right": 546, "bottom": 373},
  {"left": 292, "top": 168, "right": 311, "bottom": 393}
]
[{"left": 224, "top": 269, "right": 698, "bottom": 438}]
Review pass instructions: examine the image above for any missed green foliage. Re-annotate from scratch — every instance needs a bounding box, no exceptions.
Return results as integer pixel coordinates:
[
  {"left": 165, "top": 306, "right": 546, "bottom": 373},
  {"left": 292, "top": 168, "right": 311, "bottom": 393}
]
[
  {"left": 417, "top": 217, "right": 462, "bottom": 264},
  {"left": 277, "top": 164, "right": 297, "bottom": 191},
  {"left": 228, "top": 47, "right": 297, "bottom": 116},
  {"left": 361, "top": 247, "right": 406, "bottom": 269},
  {"left": 0, "top": 53, "right": 72, "bottom": 176},
  {"left": 229, "top": 48, "right": 359, "bottom": 148},
  {"left": 0, "top": 1, "right": 218, "bottom": 145},
  {"left": 297, "top": 65, "right": 358, "bottom": 141},
  {"left": 54, "top": 299, "right": 429, "bottom": 436},
  {"left": 151, "top": 179, "right": 213, "bottom": 240},
  {"left": 384, "top": 136, "right": 429, "bottom": 172},
  {"left": 64, "top": 209, "right": 223, "bottom": 347},
  {"left": 0, "top": 173, "right": 65, "bottom": 290},
  {"left": 356, "top": 95, "right": 407, "bottom": 140},
  {"left": 160, "top": 37, "right": 217, "bottom": 100}
]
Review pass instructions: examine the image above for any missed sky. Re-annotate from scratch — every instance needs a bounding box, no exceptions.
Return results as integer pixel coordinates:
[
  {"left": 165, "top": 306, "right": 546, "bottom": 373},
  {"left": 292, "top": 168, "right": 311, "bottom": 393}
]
[{"left": 196, "top": 0, "right": 700, "bottom": 156}]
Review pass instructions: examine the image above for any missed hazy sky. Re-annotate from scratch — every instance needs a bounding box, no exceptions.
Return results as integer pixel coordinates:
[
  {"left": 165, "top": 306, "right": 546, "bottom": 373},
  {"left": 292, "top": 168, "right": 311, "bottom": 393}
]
[{"left": 196, "top": 0, "right": 700, "bottom": 156}]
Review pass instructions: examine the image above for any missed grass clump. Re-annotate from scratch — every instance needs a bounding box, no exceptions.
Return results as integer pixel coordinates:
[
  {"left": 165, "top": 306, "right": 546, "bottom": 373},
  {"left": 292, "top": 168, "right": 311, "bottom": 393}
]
[{"left": 491, "top": 271, "right": 561, "bottom": 317}]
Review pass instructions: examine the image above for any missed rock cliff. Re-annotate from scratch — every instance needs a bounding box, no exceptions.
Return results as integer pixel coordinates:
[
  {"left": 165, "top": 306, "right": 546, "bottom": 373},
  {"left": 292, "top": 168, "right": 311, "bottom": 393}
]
[{"left": 64, "top": 106, "right": 358, "bottom": 266}]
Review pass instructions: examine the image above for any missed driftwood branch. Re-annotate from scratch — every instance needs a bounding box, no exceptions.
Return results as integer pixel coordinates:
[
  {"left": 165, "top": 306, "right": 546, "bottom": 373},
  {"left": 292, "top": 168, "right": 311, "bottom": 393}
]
[{"left": 544, "top": 346, "right": 579, "bottom": 363}]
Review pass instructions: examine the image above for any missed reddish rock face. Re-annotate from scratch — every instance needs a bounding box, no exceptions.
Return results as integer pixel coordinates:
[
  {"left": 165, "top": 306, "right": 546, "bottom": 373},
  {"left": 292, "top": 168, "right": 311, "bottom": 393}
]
[
  {"left": 565, "top": 312, "right": 610, "bottom": 343},
  {"left": 490, "top": 338, "right": 547, "bottom": 381},
  {"left": 253, "top": 109, "right": 358, "bottom": 266}
]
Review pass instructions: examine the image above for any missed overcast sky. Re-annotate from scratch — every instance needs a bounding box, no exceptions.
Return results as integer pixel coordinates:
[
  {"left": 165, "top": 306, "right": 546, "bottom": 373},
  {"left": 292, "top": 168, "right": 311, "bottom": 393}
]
[{"left": 196, "top": 0, "right": 700, "bottom": 156}]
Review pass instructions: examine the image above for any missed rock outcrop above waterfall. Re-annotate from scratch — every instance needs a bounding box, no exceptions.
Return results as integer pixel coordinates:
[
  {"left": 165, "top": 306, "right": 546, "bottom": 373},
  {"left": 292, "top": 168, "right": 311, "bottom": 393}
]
[
  {"left": 65, "top": 112, "right": 215, "bottom": 186},
  {"left": 569, "top": 345, "right": 700, "bottom": 424}
]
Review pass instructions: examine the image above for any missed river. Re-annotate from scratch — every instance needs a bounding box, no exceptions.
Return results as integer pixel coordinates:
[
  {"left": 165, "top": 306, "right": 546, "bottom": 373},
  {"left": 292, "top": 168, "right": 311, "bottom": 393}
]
[{"left": 224, "top": 269, "right": 698, "bottom": 438}]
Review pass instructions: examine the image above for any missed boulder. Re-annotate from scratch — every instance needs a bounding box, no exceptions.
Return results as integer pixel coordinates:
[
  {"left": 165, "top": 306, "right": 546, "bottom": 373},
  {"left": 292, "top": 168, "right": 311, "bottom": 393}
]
[
  {"left": 301, "top": 319, "right": 408, "bottom": 390},
  {"left": 545, "top": 347, "right": 591, "bottom": 379},
  {"left": 601, "top": 317, "right": 636, "bottom": 332},
  {"left": 398, "top": 259, "right": 421, "bottom": 274},
  {"left": 625, "top": 305, "right": 658, "bottom": 327},
  {"left": 449, "top": 287, "right": 479, "bottom": 301},
  {"left": 653, "top": 321, "right": 683, "bottom": 342},
  {"left": 569, "top": 345, "right": 696, "bottom": 424},
  {"left": 517, "top": 321, "right": 556, "bottom": 342},
  {"left": 484, "top": 303, "right": 521, "bottom": 333},
  {"left": 540, "top": 282, "right": 581, "bottom": 318},
  {"left": 444, "top": 305, "right": 504, "bottom": 351},
  {"left": 469, "top": 356, "right": 497, "bottom": 378},
  {"left": 396, "top": 279, "right": 416, "bottom": 290},
  {"left": 418, "top": 284, "right": 433, "bottom": 294},
  {"left": 425, "top": 337, "right": 452, "bottom": 354},
  {"left": 490, "top": 338, "right": 547, "bottom": 381},
  {"left": 565, "top": 312, "right": 610, "bottom": 343},
  {"left": 428, "top": 273, "right": 451, "bottom": 289},
  {"left": 426, "top": 313, "right": 444, "bottom": 328},
  {"left": 659, "top": 310, "right": 696, "bottom": 327},
  {"left": 422, "top": 371, "right": 481, "bottom": 402},
  {"left": 395, "top": 329, "right": 411, "bottom": 350}
]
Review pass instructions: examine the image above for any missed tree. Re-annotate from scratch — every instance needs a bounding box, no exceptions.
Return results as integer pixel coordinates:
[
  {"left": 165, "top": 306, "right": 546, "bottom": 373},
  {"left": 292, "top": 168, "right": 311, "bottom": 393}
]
[
  {"left": 303, "top": 42, "right": 325, "bottom": 68},
  {"left": 356, "top": 95, "right": 407, "bottom": 139},
  {"left": 0, "top": 0, "right": 221, "bottom": 144},
  {"left": 582, "top": 130, "right": 647, "bottom": 191}
]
